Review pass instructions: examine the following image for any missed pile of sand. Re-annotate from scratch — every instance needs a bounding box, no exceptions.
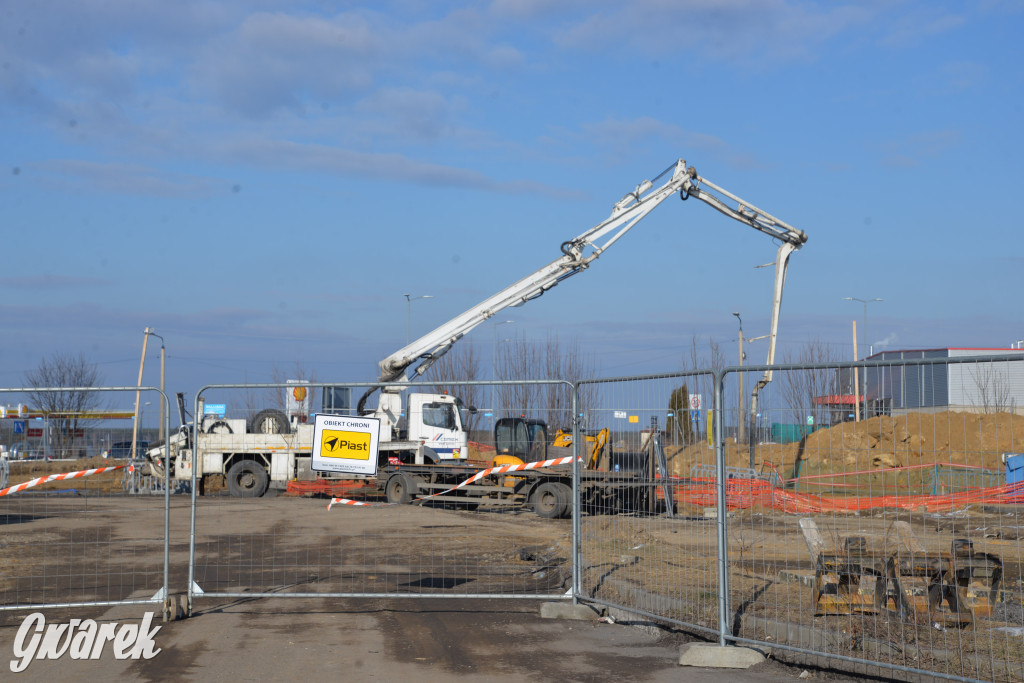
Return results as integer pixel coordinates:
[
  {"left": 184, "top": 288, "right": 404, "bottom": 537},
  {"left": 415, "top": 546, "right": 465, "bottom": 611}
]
[{"left": 664, "top": 411, "right": 1024, "bottom": 479}]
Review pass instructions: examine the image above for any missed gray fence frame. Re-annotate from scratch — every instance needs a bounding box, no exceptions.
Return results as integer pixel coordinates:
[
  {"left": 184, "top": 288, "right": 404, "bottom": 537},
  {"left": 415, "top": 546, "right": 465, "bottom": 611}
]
[
  {"left": 187, "top": 379, "right": 579, "bottom": 609},
  {"left": 573, "top": 354, "right": 1024, "bottom": 683},
  {"left": 0, "top": 386, "right": 172, "bottom": 618}
]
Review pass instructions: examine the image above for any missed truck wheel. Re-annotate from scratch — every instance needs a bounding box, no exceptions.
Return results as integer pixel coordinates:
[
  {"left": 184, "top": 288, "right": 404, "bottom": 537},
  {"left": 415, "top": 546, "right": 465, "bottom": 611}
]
[
  {"left": 226, "top": 460, "right": 269, "bottom": 497},
  {"left": 385, "top": 473, "right": 416, "bottom": 504},
  {"left": 249, "top": 409, "right": 290, "bottom": 435},
  {"left": 554, "top": 482, "right": 573, "bottom": 518},
  {"left": 532, "top": 482, "right": 567, "bottom": 519}
]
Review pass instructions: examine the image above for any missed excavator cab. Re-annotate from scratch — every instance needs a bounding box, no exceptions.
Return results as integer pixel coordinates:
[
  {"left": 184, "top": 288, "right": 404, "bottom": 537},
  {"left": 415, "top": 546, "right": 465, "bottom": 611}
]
[{"left": 494, "top": 417, "right": 548, "bottom": 464}]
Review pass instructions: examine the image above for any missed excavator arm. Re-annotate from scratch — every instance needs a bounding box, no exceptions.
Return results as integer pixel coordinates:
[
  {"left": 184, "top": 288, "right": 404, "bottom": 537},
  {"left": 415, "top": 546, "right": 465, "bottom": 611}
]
[{"left": 358, "top": 159, "right": 807, "bottom": 414}]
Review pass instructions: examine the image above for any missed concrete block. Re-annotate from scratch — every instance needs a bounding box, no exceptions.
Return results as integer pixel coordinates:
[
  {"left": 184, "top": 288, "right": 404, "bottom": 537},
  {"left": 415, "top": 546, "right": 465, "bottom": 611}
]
[
  {"left": 540, "top": 602, "right": 604, "bottom": 621},
  {"left": 678, "top": 643, "right": 766, "bottom": 669}
]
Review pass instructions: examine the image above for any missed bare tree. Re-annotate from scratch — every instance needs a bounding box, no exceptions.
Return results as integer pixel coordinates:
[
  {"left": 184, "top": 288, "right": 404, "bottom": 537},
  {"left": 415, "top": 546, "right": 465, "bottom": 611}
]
[
  {"left": 425, "top": 343, "right": 483, "bottom": 432},
  {"left": 969, "top": 361, "right": 1014, "bottom": 415},
  {"left": 543, "top": 333, "right": 598, "bottom": 433},
  {"left": 496, "top": 332, "right": 598, "bottom": 432},
  {"left": 495, "top": 335, "right": 544, "bottom": 419},
  {"left": 681, "top": 336, "right": 726, "bottom": 403},
  {"left": 779, "top": 338, "right": 842, "bottom": 426},
  {"left": 23, "top": 352, "right": 103, "bottom": 457},
  {"left": 271, "top": 361, "right": 319, "bottom": 420},
  {"left": 678, "top": 336, "right": 726, "bottom": 442}
]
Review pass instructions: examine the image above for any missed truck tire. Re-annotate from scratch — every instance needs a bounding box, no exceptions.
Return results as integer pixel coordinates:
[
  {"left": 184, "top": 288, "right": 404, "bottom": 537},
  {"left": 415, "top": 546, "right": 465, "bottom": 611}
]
[
  {"left": 204, "top": 420, "right": 233, "bottom": 434},
  {"left": 554, "top": 482, "right": 573, "bottom": 518},
  {"left": 226, "top": 460, "right": 269, "bottom": 498},
  {"left": 249, "top": 409, "right": 290, "bottom": 435},
  {"left": 532, "top": 482, "right": 567, "bottom": 519},
  {"left": 385, "top": 473, "right": 416, "bottom": 504}
]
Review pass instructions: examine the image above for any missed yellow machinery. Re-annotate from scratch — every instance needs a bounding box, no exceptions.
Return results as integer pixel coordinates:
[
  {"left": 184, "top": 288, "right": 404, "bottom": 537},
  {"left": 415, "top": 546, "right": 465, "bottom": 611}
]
[
  {"left": 800, "top": 519, "right": 1002, "bottom": 626},
  {"left": 552, "top": 428, "right": 609, "bottom": 470}
]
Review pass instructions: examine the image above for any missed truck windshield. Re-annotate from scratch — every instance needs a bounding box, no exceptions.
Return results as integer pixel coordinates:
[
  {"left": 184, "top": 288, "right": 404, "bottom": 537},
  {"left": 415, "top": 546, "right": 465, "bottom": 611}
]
[
  {"left": 421, "top": 402, "right": 456, "bottom": 430},
  {"left": 454, "top": 398, "right": 469, "bottom": 432}
]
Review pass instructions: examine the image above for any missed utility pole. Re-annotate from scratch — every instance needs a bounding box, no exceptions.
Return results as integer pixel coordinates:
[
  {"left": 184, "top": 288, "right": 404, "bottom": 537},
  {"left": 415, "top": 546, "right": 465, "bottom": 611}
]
[
  {"left": 851, "top": 321, "right": 860, "bottom": 423},
  {"left": 147, "top": 331, "right": 166, "bottom": 446},
  {"left": 131, "top": 328, "right": 151, "bottom": 459}
]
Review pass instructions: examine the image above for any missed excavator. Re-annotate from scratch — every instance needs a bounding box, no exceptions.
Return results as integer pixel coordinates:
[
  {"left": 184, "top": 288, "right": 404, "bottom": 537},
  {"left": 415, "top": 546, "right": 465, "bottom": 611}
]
[{"left": 552, "top": 428, "right": 610, "bottom": 470}]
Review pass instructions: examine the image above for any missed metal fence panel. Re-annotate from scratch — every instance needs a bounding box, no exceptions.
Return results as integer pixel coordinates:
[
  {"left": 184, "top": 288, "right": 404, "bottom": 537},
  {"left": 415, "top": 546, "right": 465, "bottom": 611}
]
[
  {"left": 574, "top": 371, "right": 722, "bottom": 638},
  {"left": 0, "top": 387, "right": 172, "bottom": 616},
  {"left": 187, "top": 380, "right": 577, "bottom": 605},
  {"left": 719, "top": 355, "right": 1024, "bottom": 682}
]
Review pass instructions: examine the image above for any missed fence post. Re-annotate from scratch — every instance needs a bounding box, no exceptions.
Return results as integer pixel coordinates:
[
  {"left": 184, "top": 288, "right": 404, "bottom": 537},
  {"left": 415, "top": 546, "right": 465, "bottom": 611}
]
[
  {"left": 571, "top": 383, "right": 582, "bottom": 605},
  {"left": 714, "top": 369, "right": 730, "bottom": 646}
]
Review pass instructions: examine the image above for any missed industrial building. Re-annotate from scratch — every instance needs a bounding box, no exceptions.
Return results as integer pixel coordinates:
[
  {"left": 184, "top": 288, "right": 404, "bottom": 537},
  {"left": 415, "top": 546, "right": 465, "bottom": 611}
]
[{"left": 818, "top": 348, "right": 1024, "bottom": 421}]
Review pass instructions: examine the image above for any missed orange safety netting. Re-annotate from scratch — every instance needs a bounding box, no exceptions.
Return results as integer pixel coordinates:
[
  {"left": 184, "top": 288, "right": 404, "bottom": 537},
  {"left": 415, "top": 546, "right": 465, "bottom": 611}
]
[
  {"left": 286, "top": 479, "right": 376, "bottom": 497},
  {"left": 665, "top": 477, "right": 1024, "bottom": 514}
]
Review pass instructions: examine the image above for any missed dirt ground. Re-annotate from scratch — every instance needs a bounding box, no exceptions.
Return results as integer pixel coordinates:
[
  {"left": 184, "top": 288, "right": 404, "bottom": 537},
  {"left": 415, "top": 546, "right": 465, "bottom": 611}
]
[
  {"left": 1, "top": 490, "right": 1022, "bottom": 681},
  {"left": 0, "top": 495, "right": 832, "bottom": 683}
]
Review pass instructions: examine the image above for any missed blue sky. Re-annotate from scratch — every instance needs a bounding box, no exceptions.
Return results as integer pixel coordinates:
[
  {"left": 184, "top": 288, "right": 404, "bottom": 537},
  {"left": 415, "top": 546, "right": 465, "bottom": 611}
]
[{"left": 1, "top": 0, "right": 1022, "bottom": 398}]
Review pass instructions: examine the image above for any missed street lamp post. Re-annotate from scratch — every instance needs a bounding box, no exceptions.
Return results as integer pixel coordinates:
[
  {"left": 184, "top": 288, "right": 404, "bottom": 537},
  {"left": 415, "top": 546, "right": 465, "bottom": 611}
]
[
  {"left": 733, "top": 312, "right": 745, "bottom": 444},
  {"left": 842, "top": 297, "right": 883, "bottom": 357},
  {"left": 843, "top": 297, "right": 883, "bottom": 422},
  {"left": 404, "top": 294, "right": 433, "bottom": 344}
]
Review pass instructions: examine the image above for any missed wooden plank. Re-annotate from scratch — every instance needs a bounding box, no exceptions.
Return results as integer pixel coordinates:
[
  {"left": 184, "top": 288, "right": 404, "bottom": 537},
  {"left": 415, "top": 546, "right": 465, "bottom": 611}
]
[
  {"left": 892, "top": 520, "right": 926, "bottom": 555},
  {"left": 799, "top": 517, "right": 827, "bottom": 560}
]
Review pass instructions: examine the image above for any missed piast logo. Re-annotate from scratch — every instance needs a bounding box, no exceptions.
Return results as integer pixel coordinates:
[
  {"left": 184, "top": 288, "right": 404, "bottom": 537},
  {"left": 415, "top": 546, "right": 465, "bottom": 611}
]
[{"left": 320, "top": 429, "right": 371, "bottom": 460}]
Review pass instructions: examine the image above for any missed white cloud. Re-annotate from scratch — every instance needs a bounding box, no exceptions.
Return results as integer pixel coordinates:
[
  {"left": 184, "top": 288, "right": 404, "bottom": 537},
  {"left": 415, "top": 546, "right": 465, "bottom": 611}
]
[
  {"left": 32, "top": 159, "right": 231, "bottom": 197},
  {"left": 881, "top": 129, "right": 961, "bottom": 168},
  {"left": 553, "top": 0, "right": 875, "bottom": 65}
]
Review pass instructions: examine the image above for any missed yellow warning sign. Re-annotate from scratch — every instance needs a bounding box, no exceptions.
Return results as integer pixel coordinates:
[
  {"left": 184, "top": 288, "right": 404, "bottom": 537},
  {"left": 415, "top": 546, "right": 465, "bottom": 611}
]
[{"left": 320, "top": 429, "right": 372, "bottom": 460}]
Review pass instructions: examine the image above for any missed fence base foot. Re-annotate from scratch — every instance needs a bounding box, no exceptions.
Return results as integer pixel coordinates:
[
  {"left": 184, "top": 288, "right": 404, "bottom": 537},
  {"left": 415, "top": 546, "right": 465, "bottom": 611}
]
[
  {"left": 678, "top": 643, "right": 766, "bottom": 669},
  {"left": 540, "top": 601, "right": 604, "bottom": 621},
  {"left": 163, "top": 595, "right": 188, "bottom": 622}
]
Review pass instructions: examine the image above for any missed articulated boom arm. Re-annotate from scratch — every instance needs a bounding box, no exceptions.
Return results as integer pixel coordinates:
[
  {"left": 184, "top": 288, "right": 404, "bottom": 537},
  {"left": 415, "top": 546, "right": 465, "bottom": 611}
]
[{"left": 363, "top": 159, "right": 807, "bottom": 412}]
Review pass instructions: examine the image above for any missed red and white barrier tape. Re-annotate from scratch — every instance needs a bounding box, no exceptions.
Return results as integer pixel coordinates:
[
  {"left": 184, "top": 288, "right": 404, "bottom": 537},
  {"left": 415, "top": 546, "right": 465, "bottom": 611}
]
[
  {"left": 413, "top": 454, "right": 579, "bottom": 503},
  {"left": 326, "top": 454, "right": 580, "bottom": 510},
  {"left": 0, "top": 465, "right": 127, "bottom": 497},
  {"left": 327, "top": 497, "right": 374, "bottom": 509}
]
